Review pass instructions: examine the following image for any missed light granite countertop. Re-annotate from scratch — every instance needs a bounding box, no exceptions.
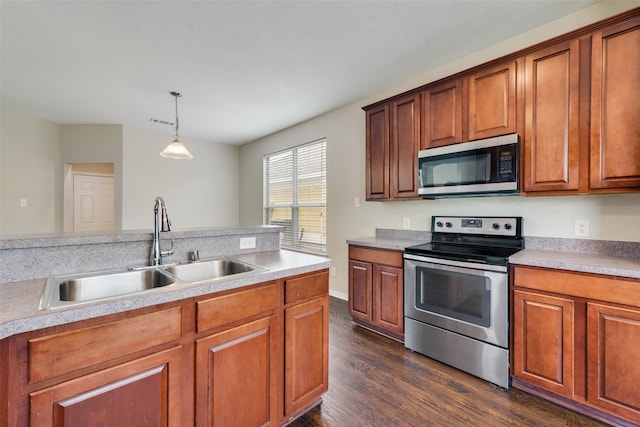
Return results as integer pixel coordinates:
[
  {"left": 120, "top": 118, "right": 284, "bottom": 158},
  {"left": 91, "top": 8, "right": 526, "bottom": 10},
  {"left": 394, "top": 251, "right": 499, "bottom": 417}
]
[
  {"left": 509, "top": 249, "right": 640, "bottom": 279},
  {"left": 347, "top": 228, "right": 430, "bottom": 251},
  {"left": 347, "top": 230, "right": 640, "bottom": 280},
  {"left": 0, "top": 250, "right": 331, "bottom": 340}
]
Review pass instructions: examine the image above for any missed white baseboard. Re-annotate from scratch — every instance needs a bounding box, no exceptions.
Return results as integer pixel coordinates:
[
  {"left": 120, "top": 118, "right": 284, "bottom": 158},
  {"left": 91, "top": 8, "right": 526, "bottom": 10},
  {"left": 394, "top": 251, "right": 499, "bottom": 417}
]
[{"left": 329, "top": 289, "right": 348, "bottom": 301}]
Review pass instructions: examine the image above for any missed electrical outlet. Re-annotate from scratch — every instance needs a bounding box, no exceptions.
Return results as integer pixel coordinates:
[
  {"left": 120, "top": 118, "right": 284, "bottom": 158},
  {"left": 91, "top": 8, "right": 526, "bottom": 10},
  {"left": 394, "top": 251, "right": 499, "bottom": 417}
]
[
  {"left": 574, "top": 220, "right": 590, "bottom": 237},
  {"left": 354, "top": 197, "right": 360, "bottom": 208},
  {"left": 403, "top": 218, "right": 411, "bottom": 229},
  {"left": 330, "top": 267, "right": 337, "bottom": 277},
  {"left": 19, "top": 198, "right": 27, "bottom": 208},
  {"left": 240, "top": 237, "right": 256, "bottom": 249}
]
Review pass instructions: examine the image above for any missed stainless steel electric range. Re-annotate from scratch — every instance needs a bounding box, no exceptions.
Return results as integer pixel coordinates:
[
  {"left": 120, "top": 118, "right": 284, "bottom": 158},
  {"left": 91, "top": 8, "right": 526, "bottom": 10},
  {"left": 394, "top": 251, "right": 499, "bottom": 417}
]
[{"left": 403, "top": 216, "right": 523, "bottom": 388}]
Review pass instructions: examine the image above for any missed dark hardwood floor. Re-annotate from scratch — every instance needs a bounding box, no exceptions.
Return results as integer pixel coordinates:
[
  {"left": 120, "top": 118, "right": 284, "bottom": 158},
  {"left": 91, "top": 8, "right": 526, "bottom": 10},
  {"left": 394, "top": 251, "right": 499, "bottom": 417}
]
[{"left": 290, "top": 297, "right": 607, "bottom": 427}]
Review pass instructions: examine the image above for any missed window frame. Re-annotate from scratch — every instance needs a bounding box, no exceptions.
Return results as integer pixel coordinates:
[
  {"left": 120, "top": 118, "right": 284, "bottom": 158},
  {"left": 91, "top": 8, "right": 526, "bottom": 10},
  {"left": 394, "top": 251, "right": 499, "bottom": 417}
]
[{"left": 263, "top": 138, "right": 327, "bottom": 255}]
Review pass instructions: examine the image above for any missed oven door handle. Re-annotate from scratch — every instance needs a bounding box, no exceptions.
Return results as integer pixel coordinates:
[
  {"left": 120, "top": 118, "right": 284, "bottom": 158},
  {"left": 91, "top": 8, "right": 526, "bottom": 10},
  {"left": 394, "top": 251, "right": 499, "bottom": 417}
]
[{"left": 403, "top": 253, "right": 508, "bottom": 273}]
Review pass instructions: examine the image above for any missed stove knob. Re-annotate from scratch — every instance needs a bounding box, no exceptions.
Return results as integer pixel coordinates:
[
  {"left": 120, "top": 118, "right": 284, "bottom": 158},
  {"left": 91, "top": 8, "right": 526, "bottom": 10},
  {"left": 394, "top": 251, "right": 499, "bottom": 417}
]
[
  {"left": 445, "top": 222, "right": 452, "bottom": 228},
  {"left": 504, "top": 223, "right": 512, "bottom": 230},
  {"left": 492, "top": 223, "right": 500, "bottom": 230},
  {"left": 436, "top": 221, "right": 443, "bottom": 228}
]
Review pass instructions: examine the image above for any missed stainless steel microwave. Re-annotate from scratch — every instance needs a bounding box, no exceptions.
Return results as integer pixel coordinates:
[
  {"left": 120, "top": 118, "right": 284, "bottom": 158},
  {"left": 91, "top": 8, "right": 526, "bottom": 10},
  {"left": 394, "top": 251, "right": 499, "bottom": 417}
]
[{"left": 418, "top": 134, "right": 519, "bottom": 198}]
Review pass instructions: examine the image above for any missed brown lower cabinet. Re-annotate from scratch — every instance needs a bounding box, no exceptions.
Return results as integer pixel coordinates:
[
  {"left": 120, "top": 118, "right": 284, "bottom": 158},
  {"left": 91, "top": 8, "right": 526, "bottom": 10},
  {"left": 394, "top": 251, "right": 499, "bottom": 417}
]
[
  {"left": 0, "top": 269, "right": 329, "bottom": 427},
  {"left": 348, "top": 245, "right": 404, "bottom": 341},
  {"left": 512, "top": 266, "right": 640, "bottom": 426}
]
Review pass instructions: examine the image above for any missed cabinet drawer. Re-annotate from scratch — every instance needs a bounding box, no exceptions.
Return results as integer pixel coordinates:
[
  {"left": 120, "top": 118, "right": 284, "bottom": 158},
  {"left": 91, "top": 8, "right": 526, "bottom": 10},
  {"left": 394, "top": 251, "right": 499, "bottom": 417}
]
[
  {"left": 514, "top": 266, "right": 640, "bottom": 306},
  {"left": 197, "top": 283, "right": 277, "bottom": 332},
  {"left": 349, "top": 246, "right": 403, "bottom": 268},
  {"left": 29, "top": 307, "right": 182, "bottom": 383},
  {"left": 285, "top": 270, "right": 329, "bottom": 304}
]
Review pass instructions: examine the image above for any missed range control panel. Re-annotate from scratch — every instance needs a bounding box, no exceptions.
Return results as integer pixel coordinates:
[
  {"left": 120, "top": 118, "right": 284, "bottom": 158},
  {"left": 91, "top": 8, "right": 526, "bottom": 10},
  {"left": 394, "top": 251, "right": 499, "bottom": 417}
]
[{"left": 432, "top": 216, "right": 520, "bottom": 237}]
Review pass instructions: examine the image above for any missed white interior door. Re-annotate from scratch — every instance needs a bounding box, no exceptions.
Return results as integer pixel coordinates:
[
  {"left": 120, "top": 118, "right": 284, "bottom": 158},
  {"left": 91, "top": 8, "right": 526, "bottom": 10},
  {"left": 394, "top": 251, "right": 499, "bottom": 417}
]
[{"left": 73, "top": 174, "right": 115, "bottom": 232}]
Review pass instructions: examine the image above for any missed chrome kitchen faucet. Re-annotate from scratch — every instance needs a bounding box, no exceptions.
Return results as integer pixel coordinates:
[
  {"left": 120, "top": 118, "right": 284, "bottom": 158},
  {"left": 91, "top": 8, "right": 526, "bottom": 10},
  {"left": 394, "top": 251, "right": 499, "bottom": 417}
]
[{"left": 151, "top": 196, "right": 174, "bottom": 265}]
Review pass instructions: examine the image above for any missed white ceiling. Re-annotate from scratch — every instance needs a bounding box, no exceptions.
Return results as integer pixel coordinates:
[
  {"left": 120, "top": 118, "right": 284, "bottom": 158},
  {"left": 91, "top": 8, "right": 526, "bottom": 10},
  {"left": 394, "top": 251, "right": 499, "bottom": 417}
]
[{"left": 1, "top": 0, "right": 601, "bottom": 145}]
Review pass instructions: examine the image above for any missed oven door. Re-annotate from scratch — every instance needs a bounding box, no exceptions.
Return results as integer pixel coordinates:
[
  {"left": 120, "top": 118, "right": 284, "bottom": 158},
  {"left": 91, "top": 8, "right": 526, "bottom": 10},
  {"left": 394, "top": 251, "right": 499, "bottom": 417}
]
[{"left": 404, "top": 255, "right": 508, "bottom": 348}]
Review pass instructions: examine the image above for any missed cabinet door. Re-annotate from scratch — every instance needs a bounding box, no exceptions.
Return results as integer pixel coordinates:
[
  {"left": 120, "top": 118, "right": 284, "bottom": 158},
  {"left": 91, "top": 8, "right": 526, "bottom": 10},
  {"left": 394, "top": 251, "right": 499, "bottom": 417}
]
[
  {"left": 349, "top": 259, "right": 372, "bottom": 322},
  {"left": 513, "top": 290, "right": 575, "bottom": 397},
  {"left": 422, "top": 79, "right": 463, "bottom": 149},
  {"left": 195, "top": 316, "right": 279, "bottom": 427},
  {"left": 285, "top": 296, "right": 329, "bottom": 417},
  {"left": 390, "top": 93, "right": 420, "bottom": 199},
  {"left": 523, "top": 40, "right": 580, "bottom": 192},
  {"left": 365, "top": 104, "right": 390, "bottom": 200},
  {"left": 587, "top": 302, "right": 640, "bottom": 424},
  {"left": 468, "top": 60, "right": 518, "bottom": 140},
  {"left": 372, "top": 264, "right": 404, "bottom": 336},
  {"left": 590, "top": 16, "right": 640, "bottom": 190},
  {"left": 30, "top": 346, "right": 182, "bottom": 427}
]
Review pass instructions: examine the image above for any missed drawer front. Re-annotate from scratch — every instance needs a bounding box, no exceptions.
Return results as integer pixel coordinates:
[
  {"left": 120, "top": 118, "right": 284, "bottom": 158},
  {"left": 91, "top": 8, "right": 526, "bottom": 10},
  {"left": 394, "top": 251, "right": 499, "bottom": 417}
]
[
  {"left": 197, "top": 283, "right": 278, "bottom": 332},
  {"left": 285, "top": 270, "right": 329, "bottom": 305},
  {"left": 349, "top": 246, "right": 403, "bottom": 268},
  {"left": 29, "top": 307, "right": 182, "bottom": 383},
  {"left": 514, "top": 266, "right": 640, "bottom": 306}
]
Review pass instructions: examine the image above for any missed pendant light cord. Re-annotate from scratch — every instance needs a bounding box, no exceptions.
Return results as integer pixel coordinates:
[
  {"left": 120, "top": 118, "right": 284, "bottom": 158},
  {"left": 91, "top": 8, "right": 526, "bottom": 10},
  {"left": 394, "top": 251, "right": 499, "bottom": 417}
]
[{"left": 171, "top": 91, "right": 181, "bottom": 141}]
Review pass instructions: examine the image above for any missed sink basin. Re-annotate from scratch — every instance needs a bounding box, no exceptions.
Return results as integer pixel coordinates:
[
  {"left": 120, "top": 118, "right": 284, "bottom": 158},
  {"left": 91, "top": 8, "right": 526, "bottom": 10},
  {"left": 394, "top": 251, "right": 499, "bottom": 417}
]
[
  {"left": 39, "top": 258, "right": 265, "bottom": 309},
  {"left": 41, "top": 269, "right": 176, "bottom": 309},
  {"left": 163, "top": 258, "right": 259, "bottom": 282}
]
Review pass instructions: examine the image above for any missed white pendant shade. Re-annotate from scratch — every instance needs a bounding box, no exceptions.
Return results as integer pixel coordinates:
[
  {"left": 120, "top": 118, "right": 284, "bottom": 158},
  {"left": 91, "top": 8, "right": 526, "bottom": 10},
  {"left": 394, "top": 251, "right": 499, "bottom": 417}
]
[
  {"left": 160, "top": 139, "right": 193, "bottom": 159},
  {"left": 160, "top": 91, "right": 193, "bottom": 159}
]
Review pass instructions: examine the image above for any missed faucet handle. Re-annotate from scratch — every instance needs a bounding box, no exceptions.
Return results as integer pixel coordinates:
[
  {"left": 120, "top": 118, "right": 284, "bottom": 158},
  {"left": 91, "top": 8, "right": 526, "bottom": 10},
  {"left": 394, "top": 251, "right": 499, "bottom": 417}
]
[
  {"left": 161, "top": 239, "right": 174, "bottom": 257},
  {"left": 189, "top": 250, "right": 200, "bottom": 262}
]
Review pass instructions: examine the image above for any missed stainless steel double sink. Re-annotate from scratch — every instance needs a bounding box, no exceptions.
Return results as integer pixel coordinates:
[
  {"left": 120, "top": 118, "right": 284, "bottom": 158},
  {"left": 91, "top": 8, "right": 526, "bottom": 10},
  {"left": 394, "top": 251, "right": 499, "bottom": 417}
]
[{"left": 40, "top": 258, "right": 264, "bottom": 309}]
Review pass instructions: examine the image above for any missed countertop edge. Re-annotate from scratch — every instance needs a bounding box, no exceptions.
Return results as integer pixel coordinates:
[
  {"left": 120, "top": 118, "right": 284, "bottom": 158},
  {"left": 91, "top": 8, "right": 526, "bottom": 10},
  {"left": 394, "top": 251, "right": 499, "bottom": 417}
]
[{"left": 509, "top": 249, "right": 640, "bottom": 280}]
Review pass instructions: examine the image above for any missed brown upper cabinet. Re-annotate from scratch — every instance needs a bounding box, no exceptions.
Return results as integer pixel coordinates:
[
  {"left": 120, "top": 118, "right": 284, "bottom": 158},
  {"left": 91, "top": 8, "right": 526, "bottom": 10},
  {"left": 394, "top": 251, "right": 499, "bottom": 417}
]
[
  {"left": 365, "top": 93, "right": 421, "bottom": 201},
  {"left": 522, "top": 40, "right": 581, "bottom": 192},
  {"left": 523, "top": 14, "right": 640, "bottom": 194},
  {"left": 365, "top": 104, "right": 390, "bottom": 200},
  {"left": 589, "top": 16, "right": 640, "bottom": 191},
  {"left": 422, "top": 78, "right": 463, "bottom": 149},
  {"left": 390, "top": 93, "right": 421, "bottom": 199},
  {"left": 467, "top": 60, "right": 518, "bottom": 141},
  {"left": 421, "top": 59, "right": 518, "bottom": 150},
  {"left": 364, "top": 8, "right": 640, "bottom": 200}
]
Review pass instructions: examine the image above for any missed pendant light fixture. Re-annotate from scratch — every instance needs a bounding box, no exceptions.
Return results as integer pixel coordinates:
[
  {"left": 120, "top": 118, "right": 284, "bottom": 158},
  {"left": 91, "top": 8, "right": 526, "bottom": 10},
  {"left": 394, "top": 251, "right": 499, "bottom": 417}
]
[{"left": 160, "top": 91, "right": 193, "bottom": 159}]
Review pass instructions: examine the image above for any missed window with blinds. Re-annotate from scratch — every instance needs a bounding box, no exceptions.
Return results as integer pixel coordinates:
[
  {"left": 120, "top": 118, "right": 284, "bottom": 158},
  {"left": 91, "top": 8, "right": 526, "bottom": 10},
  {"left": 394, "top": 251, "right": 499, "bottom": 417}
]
[{"left": 264, "top": 138, "right": 327, "bottom": 254}]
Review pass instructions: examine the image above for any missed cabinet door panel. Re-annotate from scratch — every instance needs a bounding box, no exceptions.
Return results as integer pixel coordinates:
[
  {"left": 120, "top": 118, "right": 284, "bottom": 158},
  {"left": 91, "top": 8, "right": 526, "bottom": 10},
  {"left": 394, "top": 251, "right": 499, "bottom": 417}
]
[
  {"left": 30, "top": 346, "right": 181, "bottom": 427},
  {"left": 587, "top": 302, "right": 640, "bottom": 423},
  {"left": 366, "top": 104, "right": 390, "bottom": 199},
  {"left": 523, "top": 40, "right": 580, "bottom": 192},
  {"left": 468, "top": 60, "right": 517, "bottom": 140},
  {"left": 422, "top": 79, "right": 463, "bottom": 149},
  {"left": 285, "top": 297, "right": 329, "bottom": 416},
  {"left": 590, "top": 17, "right": 640, "bottom": 190},
  {"left": 196, "top": 316, "right": 278, "bottom": 427},
  {"left": 349, "top": 260, "right": 372, "bottom": 322},
  {"left": 390, "top": 94, "right": 420, "bottom": 198},
  {"left": 513, "top": 290, "right": 574, "bottom": 397},
  {"left": 372, "top": 265, "right": 403, "bottom": 335}
]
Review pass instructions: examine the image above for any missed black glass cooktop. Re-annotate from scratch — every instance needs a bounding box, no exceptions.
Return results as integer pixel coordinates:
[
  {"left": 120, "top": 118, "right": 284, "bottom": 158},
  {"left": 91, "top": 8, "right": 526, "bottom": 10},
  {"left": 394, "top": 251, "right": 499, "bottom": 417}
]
[{"left": 404, "top": 242, "right": 523, "bottom": 266}]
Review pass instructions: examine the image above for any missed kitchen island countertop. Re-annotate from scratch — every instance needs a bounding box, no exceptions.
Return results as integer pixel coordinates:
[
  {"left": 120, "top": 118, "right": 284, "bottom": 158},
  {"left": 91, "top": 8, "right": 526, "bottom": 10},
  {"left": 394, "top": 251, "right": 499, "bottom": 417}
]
[{"left": 0, "top": 249, "right": 331, "bottom": 340}]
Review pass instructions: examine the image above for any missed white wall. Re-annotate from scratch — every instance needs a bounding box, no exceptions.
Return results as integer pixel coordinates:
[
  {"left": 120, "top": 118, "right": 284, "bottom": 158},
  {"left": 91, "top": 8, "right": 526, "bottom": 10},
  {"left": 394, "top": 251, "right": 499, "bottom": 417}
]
[
  {"left": 239, "top": 2, "right": 640, "bottom": 298},
  {"left": 0, "top": 106, "right": 61, "bottom": 235},
  {"left": 0, "top": 107, "right": 241, "bottom": 235},
  {"left": 122, "top": 126, "right": 240, "bottom": 230}
]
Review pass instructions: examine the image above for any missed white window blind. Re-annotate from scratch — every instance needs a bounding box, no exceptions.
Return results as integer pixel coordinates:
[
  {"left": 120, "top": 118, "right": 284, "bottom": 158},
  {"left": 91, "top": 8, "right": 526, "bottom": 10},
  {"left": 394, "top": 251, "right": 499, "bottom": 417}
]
[{"left": 264, "top": 139, "right": 327, "bottom": 254}]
